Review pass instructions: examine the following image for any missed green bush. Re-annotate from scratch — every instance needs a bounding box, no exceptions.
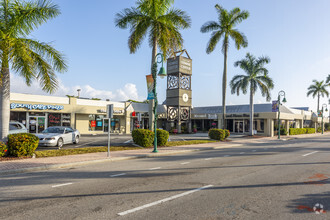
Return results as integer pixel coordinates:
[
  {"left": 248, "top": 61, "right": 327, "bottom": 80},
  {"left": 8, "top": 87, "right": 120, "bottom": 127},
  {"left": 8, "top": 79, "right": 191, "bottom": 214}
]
[
  {"left": 132, "top": 129, "right": 154, "bottom": 148},
  {"left": 7, "top": 133, "right": 39, "bottom": 157},
  {"left": 157, "top": 129, "right": 169, "bottom": 146},
  {"left": 289, "top": 128, "right": 307, "bottom": 135},
  {"left": 305, "top": 128, "right": 315, "bottom": 134},
  {"left": 208, "top": 129, "right": 226, "bottom": 141},
  {"left": 317, "top": 127, "right": 322, "bottom": 133},
  {"left": 0, "top": 142, "right": 8, "bottom": 157},
  {"left": 280, "top": 128, "right": 288, "bottom": 135},
  {"left": 224, "top": 129, "right": 230, "bottom": 139},
  {"left": 325, "top": 123, "right": 330, "bottom": 131}
]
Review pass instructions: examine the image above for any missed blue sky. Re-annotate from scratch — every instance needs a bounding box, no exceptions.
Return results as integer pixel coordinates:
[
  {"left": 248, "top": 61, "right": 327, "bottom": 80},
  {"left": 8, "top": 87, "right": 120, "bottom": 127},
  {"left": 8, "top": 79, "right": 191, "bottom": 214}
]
[{"left": 11, "top": 0, "right": 330, "bottom": 112}]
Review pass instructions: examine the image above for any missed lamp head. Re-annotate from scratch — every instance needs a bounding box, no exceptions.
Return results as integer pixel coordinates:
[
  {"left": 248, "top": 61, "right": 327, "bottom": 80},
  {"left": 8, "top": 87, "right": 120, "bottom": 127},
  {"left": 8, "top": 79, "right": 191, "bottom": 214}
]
[
  {"left": 158, "top": 67, "right": 166, "bottom": 79},
  {"left": 282, "top": 97, "right": 287, "bottom": 103}
]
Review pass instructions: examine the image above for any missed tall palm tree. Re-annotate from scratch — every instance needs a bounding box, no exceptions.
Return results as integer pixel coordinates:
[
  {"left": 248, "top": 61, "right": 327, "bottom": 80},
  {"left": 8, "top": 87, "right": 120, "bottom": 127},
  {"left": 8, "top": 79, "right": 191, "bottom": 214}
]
[
  {"left": 115, "top": 0, "right": 191, "bottom": 130},
  {"left": 230, "top": 53, "right": 274, "bottom": 136},
  {"left": 326, "top": 74, "right": 330, "bottom": 84},
  {"left": 307, "top": 80, "right": 329, "bottom": 112},
  {"left": 201, "top": 4, "right": 249, "bottom": 129},
  {"left": 0, "top": 0, "right": 67, "bottom": 140}
]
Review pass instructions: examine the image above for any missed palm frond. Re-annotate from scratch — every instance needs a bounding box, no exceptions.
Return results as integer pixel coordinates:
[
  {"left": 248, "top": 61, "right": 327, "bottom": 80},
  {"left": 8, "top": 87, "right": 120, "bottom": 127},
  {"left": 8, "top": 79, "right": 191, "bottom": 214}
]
[
  {"left": 200, "top": 21, "right": 220, "bottom": 33},
  {"left": 229, "top": 29, "right": 248, "bottom": 49},
  {"left": 206, "top": 30, "right": 223, "bottom": 54}
]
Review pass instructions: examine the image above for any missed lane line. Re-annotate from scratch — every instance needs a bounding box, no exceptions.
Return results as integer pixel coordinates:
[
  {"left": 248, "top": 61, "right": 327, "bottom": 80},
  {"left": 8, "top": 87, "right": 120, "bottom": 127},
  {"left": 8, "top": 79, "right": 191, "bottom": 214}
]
[
  {"left": 204, "top": 158, "right": 213, "bottom": 160},
  {"left": 239, "top": 152, "right": 245, "bottom": 154},
  {"left": 117, "top": 185, "right": 213, "bottom": 216},
  {"left": 149, "top": 167, "right": 161, "bottom": 170},
  {"left": 181, "top": 162, "right": 190, "bottom": 165},
  {"left": 302, "top": 151, "right": 319, "bottom": 157},
  {"left": 124, "top": 140, "right": 132, "bottom": 144},
  {"left": 74, "top": 140, "right": 100, "bottom": 148},
  {"left": 110, "top": 173, "right": 126, "bottom": 177},
  {"left": 52, "top": 183, "right": 73, "bottom": 188},
  {"left": 223, "top": 155, "right": 230, "bottom": 157}
]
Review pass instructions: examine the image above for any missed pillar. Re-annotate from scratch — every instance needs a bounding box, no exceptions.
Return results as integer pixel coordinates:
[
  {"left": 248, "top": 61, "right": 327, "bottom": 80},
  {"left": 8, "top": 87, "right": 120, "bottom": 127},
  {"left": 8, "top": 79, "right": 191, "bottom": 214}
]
[
  {"left": 285, "top": 120, "right": 290, "bottom": 136},
  {"left": 188, "top": 121, "right": 192, "bottom": 133},
  {"left": 267, "top": 119, "right": 274, "bottom": 137}
]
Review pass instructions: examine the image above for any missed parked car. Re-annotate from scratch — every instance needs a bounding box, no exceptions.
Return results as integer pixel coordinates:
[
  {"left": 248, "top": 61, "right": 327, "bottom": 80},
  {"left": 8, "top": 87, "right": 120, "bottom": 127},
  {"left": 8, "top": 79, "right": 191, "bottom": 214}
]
[
  {"left": 35, "top": 126, "right": 80, "bottom": 148},
  {"left": 9, "top": 121, "right": 28, "bottom": 134}
]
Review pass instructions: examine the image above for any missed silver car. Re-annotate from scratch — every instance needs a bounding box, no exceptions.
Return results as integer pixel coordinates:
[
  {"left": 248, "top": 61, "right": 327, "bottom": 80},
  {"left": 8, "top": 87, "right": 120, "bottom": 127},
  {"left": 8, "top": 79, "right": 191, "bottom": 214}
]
[
  {"left": 36, "top": 126, "right": 80, "bottom": 148},
  {"left": 9, "top": 121, "right": 28, "bottom": 134}
]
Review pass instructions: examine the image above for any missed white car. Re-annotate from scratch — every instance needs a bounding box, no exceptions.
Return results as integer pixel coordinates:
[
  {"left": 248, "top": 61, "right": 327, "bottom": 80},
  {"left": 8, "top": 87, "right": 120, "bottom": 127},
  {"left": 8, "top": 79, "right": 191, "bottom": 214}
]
[
  {"left": 36, "top": 126, "right": 80, "bottom": 148},
  {"left": 9, "top": 121, "right": 28, "bottom": 134}
]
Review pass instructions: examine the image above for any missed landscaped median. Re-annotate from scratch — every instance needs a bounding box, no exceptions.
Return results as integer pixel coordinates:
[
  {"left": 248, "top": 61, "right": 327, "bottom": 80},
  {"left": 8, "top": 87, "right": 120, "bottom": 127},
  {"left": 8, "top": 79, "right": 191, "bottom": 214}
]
[{"left": 33, "top": 140, "right": 219, "bottom": 158}]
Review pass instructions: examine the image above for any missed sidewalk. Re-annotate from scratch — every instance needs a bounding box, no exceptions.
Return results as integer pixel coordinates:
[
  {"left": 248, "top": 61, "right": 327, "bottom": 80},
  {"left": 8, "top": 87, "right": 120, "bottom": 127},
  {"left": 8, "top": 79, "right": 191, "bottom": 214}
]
[{"left": 0, "top": 133, "right": 327, "bottom": 175}]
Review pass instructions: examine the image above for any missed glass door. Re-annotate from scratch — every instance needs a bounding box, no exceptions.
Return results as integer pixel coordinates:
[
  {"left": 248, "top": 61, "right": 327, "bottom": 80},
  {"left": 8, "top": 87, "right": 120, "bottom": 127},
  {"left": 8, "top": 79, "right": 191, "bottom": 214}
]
[
  {"left": 29, "top": 116, "right": 46, "bottom": 133},
  {"left": 103, "top": 119, "right": 109, "bottom": 132},
  {"left": 29, "top": 117, "right": 37, "bottom": 133},
  {"left": 38, "top": 117, "right": 45, "bottom": 133},
  {"left": 234, "top": 121, "right": 244, "bottom": 133}
]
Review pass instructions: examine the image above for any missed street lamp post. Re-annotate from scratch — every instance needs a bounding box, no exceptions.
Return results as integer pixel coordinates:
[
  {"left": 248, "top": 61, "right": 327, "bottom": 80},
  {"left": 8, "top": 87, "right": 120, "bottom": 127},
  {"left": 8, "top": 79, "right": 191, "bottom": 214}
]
[
  {"left": 152, "top": 53, "right": 167, "bottom": 153},
  {"left": 277, "top": 90, "right": 287, "bottom": 139},
  {"left": 321, "top": 104, "right": 328, "bottom": 134}
]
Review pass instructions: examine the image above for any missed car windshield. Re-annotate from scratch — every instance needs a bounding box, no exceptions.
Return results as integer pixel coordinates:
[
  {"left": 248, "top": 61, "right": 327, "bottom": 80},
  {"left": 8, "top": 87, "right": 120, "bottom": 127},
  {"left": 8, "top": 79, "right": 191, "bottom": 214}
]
[{"left": 42, "top": 127, "right": 64, "bottom": 134}]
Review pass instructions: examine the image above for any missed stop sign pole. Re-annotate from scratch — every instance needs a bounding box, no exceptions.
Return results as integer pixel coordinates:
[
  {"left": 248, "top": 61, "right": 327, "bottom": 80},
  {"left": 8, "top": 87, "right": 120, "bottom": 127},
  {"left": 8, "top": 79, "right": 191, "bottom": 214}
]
[{"left": 107, "top": 104, "right": 113, "bottom": 157}]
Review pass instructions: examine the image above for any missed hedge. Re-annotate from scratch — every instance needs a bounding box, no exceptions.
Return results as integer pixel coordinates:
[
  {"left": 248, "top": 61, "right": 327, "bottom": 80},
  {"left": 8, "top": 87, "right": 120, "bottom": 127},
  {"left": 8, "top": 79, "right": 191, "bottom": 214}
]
[
  {"left": 132, "top": 129, "right": 154, "bottom": 148},
  {"left": 208, "top": 129, "right": 230, "bottom": 141},
  {"left": 7, "top": 133, "right": 39, "bottom": 157},
  {"left": 157, "top": 129, "right": 169, "bottom": 146},
  {"left": 0, "top": 142, "right": 7, "bottom": 157},
  {"left": 289, "top": 128, "right": 315, "bottom": 135}
]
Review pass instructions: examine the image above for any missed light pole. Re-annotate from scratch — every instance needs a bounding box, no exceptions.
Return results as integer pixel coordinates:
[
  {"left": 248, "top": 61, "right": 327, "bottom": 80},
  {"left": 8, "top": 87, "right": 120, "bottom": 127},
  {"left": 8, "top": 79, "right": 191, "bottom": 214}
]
[
  {"left": 321, "top": 104, "right": 328, "bottom": 134},
  {"left": 152, "top": 53, "right": 167, "bottom": 153},
  {"left": 277, "top": 90, "right": 287, "bottom": 139}
]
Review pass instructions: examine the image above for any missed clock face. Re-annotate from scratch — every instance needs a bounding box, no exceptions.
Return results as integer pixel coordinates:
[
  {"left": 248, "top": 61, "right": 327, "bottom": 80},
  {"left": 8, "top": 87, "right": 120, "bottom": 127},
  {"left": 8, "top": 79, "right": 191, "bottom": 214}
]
[{"left": 182, "top": 93, "right": 189, "bottom": 102}]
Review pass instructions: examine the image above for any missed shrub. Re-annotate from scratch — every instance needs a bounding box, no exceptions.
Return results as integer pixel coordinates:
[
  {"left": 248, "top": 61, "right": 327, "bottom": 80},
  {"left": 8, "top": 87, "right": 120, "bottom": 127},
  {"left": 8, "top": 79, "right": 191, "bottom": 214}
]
[
  {"left": 208, "top": 129, "right": 225, "bottom": 141},
  {"left": 325, "top": 123, "right": 330, "bottom": 131},
  {"left": 224, "top": 129, "right": 230, "bottom": 139},
  {"left": 7, "top": 133, "right": 39, "bottom": 157},
  {"left": 305, "top": 128, "right": 315, "bottom": 134},
  {"left": 289, "top": 128, "right": 307, "bottom": 135},
  {"left": 157, "top": 129, "right": 169, "bottom": 146},
  {"left": 317, "top": 127, "right": 322, "bottom": 133},
  {"left": 132, "top": 129, "right": 154, "bottom": 148},
  {"left": 0, "top": 142, "right": 8, "bottom": 157},
  {"left": 280, "top": 128, "right": 288, "bottom": 135}
]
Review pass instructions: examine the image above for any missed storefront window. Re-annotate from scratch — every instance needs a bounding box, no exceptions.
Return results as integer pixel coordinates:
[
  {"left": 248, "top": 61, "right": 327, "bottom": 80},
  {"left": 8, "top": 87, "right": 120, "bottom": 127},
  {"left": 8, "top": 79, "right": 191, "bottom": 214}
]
[
  {"left": 254, "top": 119, "right": 265, "bottom": 133},
  {"left": 48, "top": 113, "right": 61, "bottom": 127},
  {"left": 89, "top": 115, "right": 96, "bottom": 131},
  {"left": 244, "top": 119, "right": 250, "bottom": 133},
  {"left": 10, "top": 112, "right": 27, "bottom": 126},
  {"left": 111, "top": 118, "right": 120, "bottom": 131},
  {"left": 62, "top": 114, "right": 71, "bottom": 127}
]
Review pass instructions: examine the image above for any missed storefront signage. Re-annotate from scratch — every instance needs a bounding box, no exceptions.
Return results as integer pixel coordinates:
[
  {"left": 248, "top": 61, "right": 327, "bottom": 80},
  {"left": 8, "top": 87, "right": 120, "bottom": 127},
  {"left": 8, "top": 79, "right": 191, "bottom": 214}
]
[
  {"left": 10, "top": 103, "right": 64, "bottom": 111},
  {"left": 208, "top": 114, "right": 217, "bottom": 119},
  {"left": 226, "top": 114, "right": 259, "bottom": 118},
  {"left": 193, "top": 114, "right": 207, "bottom": 118}
]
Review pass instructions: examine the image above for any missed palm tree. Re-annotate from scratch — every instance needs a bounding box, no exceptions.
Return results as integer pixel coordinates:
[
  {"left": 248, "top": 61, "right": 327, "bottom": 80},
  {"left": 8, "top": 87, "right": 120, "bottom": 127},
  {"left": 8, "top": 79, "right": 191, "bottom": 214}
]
[
  {"left": 230, "top": 53, "right": 274, "bottom": 136},
  {"left": 307, "top": 80, "right": 329, "bottom": 112},
  {"left": 326, "top": 74, "right": 330, "bottom": 84},
  {"left": 201, "top": 4, "right": 249, "bottom": 129},
  {"left": 0, "top": 0, "right": 67, "bottom": 140},
  {"left": 115, "top": 0, "right": 191, "bottom": 130}
]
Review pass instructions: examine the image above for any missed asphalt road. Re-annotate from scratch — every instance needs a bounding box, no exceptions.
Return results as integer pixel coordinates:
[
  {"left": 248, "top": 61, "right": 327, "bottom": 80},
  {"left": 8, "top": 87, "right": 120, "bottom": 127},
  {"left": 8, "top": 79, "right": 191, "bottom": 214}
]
[
  {"left": 36, "top": 133, "right": 214, "bottom": 151},
  {"left": 1, "top": 135, "right": 329, "bottom": 219}
]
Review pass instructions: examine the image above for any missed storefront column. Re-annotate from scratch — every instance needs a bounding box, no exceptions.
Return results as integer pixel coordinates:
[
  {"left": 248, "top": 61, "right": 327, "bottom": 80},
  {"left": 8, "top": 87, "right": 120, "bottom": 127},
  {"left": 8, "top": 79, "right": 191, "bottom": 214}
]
[
  {"left": 285, "top": 120, "right": 290, "bottom": 136},
  {"left": 299, "top": 120, "right": 303, "bottom": 128},
  {"left": 218, "top": 117, "right": 222, "bottom": 129},
  {"left": 177, "top": 120, "right": 182, "bottom": 133},
  {"left": 314, "top": 122, "right": 317, "bottom": 133},
  {"left": 70, "top": 113, "right": 76, "bottom": 129},
  {"left": 202, "top": 120, "right": 205, "bottom": 131},
  {"left": 188, "top": 121, "right": 192, "bottom": 133},
  {"left": 267, "top": 119, "right": 274, "bottom": 137}
]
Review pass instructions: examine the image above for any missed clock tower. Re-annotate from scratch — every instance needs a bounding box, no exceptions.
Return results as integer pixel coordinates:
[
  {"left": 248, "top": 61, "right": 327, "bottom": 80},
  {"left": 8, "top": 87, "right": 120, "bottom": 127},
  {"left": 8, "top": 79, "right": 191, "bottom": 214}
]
[{"left": 166, "top": 50, "right": 192, "bottom": 133}]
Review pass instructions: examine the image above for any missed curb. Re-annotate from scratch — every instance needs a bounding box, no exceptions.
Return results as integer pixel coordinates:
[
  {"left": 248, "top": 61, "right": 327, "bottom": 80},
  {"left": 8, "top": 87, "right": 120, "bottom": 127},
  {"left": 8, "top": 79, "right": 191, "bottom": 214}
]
[{"left": 0, "top": 144, "right": 243, "bottom": 176}]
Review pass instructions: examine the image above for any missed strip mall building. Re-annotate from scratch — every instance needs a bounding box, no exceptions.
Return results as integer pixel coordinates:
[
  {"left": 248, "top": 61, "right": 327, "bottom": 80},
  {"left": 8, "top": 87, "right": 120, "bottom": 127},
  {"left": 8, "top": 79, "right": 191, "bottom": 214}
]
[{"left": 10, "top": 93, "right": 328, "bottom": 137}]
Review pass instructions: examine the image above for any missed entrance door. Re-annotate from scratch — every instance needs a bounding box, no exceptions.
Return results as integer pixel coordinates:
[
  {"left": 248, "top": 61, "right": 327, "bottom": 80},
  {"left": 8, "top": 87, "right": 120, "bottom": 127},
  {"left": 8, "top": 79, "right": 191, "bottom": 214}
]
[
  {"left": 234, "top": 121, "right": 244, "bottom": 133},
  {"left": 103, "top": 119, "right": 109, "bottom": 132},
  {"left": 29, "top": 116, "right": 46, "bottom": 133}
]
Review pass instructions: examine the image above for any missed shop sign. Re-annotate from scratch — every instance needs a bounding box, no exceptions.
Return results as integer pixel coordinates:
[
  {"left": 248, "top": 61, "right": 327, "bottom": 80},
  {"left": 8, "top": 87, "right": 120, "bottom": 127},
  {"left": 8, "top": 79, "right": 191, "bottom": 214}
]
[
  {"left": 10, "top": 103, "right": 64, "bottom": 111},
  {"left": 272, "top": 101, "right": 279, "bottom": 112},
  {"left": 226, "top": 114, "right": 259, "bottom": 118},
  {"left": 208, "top": 114, "right": 217, "bottom": 119},
  {"left": 91, "top": 120, "right": 96, "bottom": 127},
  {"left": 114, "top": 109, "right": 124, "bottom": 114},
  {"left": 193, "top": 114, "right": 207, "bottom": 118}
]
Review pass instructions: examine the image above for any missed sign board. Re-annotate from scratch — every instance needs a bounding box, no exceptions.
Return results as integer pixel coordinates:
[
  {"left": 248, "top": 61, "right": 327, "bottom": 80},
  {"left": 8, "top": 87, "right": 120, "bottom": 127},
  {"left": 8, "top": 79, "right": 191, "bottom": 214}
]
[
  {"left": 91, "top": 120, "right": 96, "bottom": 127},
  {"left": 107, "top": 104, "right": 114, "bottom": 119},
  {"left": 272, "top": 101, "right": 279, "bottom": 112},
  {"left": 318, "top": 110, "right": 322, "bottom": 117},
  {"left": 137, "top": 113, "right": 142, "bottom": 122}
]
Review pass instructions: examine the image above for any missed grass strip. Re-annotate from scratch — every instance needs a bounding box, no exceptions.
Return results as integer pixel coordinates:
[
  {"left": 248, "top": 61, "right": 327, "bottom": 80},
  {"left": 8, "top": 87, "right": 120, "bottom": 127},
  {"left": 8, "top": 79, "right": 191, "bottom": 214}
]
[
  {"left": 35, "top": 146, "right": 142, "bottom": 158},
  {"left": 165, "top": 140, "right": 218, "bottom": 147}
]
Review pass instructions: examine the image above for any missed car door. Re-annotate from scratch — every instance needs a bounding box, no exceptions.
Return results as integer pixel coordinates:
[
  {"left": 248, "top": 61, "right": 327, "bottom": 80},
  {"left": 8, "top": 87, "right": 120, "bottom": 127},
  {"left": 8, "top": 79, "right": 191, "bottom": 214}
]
[{"left": 64, "top": 128, "right": 75, "bottom": 143}]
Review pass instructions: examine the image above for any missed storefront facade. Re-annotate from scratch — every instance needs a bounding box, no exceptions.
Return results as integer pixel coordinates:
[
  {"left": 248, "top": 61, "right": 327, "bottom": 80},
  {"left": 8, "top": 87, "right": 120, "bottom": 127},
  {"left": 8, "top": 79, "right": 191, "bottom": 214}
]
[{"left": 10, "top": 93, "right": 328, "bottom": 136}]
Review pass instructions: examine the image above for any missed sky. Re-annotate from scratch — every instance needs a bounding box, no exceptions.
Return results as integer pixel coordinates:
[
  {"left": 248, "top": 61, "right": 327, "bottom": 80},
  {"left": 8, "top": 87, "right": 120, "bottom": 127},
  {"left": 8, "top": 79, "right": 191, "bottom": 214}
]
[{"left": 11, "top": 0, "right": 330, "bottom": 112}]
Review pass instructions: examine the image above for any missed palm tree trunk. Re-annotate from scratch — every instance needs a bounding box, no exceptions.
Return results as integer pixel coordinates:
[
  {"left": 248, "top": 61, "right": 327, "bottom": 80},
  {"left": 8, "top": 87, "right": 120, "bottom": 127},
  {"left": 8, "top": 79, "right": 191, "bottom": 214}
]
[
  {"left": 317, "top": 92, "right": 320, "bottom": 113},
  {"left": 148, "top": 38, "right": 157, "bottom": 131},
  {"left": 222, "top": 39, "right": 228, "bottom": 130},
  {"left": 249, "top": 85, "right": 254, "bottom": 136},
  {"left": 0, "top": 67, "right": 10, "bottom": 140}
]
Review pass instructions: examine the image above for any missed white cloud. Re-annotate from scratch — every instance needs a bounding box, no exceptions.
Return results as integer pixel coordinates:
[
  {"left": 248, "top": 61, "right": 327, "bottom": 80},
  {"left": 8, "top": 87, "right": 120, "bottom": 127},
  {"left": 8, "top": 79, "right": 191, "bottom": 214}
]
[{"left": 10, "top": 74, "right": 142, "bottom": 101}]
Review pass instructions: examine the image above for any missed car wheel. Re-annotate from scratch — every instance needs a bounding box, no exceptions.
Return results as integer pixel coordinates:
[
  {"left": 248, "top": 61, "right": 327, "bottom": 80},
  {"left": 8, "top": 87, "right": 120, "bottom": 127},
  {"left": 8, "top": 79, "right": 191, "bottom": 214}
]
[
  {"left": 57, "top": 138, "right": 64, "bottom": 149},
  {"left": 74, "top": 136, "right": 79, "bottom": 144}
]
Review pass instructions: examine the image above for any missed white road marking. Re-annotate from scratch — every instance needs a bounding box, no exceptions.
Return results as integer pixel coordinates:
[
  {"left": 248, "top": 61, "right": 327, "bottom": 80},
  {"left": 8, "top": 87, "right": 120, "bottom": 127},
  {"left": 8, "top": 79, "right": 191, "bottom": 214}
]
[
  {"left": 204, "top": 158, "right": 213, "bottom": 160},
  {"left": 149, "top": 167, "right": 161, "bottom": 170},
  {"left": 239, "top": 152, "right": 245, "bottom": 154},
  {"left": 124, "top": 139, "right": 132, "bottom": 144},
  {"left": 110, "top": 173, "right": 126, "bottom": 177},
  {"left": 52, "top": 183, "right": 73, "bottom": 188},
  {"left": 302, "top": 151, "right": 319, "bottom": 157},
  {"left": 181, "top": 162, "right": 190, "bottom": 165},
  {"left": 74, "top": 140, "right": 100, "bottom": 148},
  {"left": 117, "top": 185, "right": 213, "bottom": 216},
  {"left": 223, "top": 155, "right": 230, "bottom": 157}
]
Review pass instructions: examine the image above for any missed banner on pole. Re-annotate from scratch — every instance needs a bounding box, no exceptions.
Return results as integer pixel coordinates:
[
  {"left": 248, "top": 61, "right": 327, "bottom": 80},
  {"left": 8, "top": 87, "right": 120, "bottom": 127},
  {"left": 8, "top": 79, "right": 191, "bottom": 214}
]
[
  {"left": 146, "top": 75, "right": 154, "bottom": 100},
  {"left": 272, "top": 100, "right": 279, "bottom": 112}
]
